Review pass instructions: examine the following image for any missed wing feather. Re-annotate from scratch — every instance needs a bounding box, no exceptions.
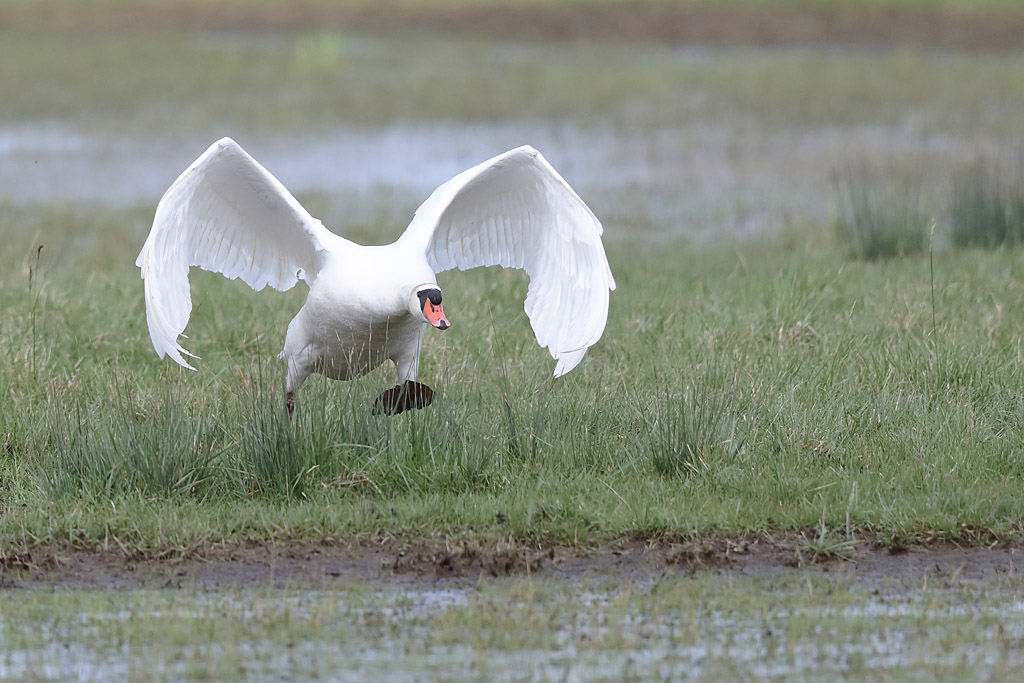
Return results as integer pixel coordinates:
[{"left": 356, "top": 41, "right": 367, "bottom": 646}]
[
  {"left": 400, "top": 146, "right": 615, "bottom": 376},
  {"left": 136, "top": 137, "right": 339, "bottom": 369}
]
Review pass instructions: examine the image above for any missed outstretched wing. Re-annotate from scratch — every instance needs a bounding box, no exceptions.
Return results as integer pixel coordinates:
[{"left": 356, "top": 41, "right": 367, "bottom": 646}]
[
  {"left": 400, "top": 146, "right": 615, "bottom": 377},
  {"left": 136, "top": 137, "right": 339, "bottom": 369}
]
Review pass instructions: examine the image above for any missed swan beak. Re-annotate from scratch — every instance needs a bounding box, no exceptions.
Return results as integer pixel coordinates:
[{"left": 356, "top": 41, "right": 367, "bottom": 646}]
[{"left": 424, "top": 300, "right": 450, "bottom": 330}]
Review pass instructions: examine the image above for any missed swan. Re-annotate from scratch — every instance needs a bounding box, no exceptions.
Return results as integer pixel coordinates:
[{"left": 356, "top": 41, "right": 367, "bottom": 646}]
[{"left": 136, "top": 138, "right": 615, "bottom": 414}]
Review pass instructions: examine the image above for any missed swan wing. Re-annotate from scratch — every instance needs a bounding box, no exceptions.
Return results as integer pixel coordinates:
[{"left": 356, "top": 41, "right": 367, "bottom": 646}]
[
  {"left": 401, "top": 146, "right": 615, "bottom": 376},
  {"left": 136, "top": 137, "right": 337, "bottom": 369}
]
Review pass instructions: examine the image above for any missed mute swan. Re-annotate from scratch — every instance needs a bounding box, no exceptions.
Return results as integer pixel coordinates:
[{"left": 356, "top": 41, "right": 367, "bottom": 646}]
[{"left": 136, "top": 138, "right": 615, "bottom": 414}]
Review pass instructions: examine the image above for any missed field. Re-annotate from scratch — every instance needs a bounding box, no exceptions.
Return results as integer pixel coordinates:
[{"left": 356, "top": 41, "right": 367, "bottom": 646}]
[{"left": 3, "top": 0, "right": 1024, "bottom": 679}]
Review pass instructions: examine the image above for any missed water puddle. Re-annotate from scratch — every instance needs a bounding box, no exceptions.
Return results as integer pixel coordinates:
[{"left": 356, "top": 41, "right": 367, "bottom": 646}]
[
  {"left": 2, "top": 580, "right": 1023, "bottom": 680},
  {"left": 1, "top": 109, "right": 1015, "bottom": 245}
]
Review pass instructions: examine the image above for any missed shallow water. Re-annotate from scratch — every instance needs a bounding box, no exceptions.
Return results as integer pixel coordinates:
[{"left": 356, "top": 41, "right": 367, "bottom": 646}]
[
  {"left": 3, "top": 579, "right": 1024, "bottom": 681},
  {"left": 1, "top": 115, "right": 1009, "bottom": 245}
]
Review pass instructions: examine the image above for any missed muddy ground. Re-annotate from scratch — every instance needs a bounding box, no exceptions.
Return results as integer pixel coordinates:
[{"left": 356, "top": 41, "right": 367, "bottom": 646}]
[{"left": 2, "top": 537, "right": 1022, "bottom": 591}]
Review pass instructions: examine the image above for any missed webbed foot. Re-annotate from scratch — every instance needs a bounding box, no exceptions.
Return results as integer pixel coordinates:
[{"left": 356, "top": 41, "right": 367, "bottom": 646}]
[{"left": 373, "top": 381, "right": 434, "bottom": 415}]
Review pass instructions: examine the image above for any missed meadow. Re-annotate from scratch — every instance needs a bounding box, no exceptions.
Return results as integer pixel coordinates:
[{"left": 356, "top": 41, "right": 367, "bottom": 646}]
[
  {"left": 3, "top": 0, "right": 1024, "bottom": 679},
  {"left": 5, "top": 196, "right": 1024, "bottom": 558}
]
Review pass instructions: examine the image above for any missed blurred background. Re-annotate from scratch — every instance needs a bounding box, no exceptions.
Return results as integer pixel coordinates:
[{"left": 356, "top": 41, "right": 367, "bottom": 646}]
[{"left": 2, "top": 0, "right": 1024, "bottom": 249}]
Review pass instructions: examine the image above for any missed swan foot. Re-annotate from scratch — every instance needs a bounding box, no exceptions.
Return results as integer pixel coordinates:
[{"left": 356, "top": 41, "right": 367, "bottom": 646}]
[
  {"left": 373, "top": 381, "right": 434, "bottom": 415},
  {"left": 286, "top": 391, "right": 295, "bottom": 416}
]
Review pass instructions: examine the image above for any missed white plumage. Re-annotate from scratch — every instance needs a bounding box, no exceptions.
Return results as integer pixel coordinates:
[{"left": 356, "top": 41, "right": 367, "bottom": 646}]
[{"left": 137, "top": 137, "right": 615, "bottom": 412}]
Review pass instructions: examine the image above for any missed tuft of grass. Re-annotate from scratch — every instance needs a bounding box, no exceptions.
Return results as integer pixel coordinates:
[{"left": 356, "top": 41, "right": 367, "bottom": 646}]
[
  {"left": 949, "top": 162, "right": 1024, "bottom": 249},
  {"left": 644, "top": 365, "right": 742, "bottom": 477},
  {"left": 42, "top": 384, "right": 222, "bottom": 501},
  {"left": 235, "top": 374, "right": 400, "bottom": 499},
  {"left": 237, "top": 395, "right": 320, "bottom": 499},
  {"left": 832, "top": 165, "right": 930, "bottom": 260},
  {"left": 794, "top": 519, "right": 859, "bottom": 566}
]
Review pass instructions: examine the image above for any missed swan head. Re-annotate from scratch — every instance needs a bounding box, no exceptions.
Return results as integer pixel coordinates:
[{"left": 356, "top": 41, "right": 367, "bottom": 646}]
[{"left": 411, "top": 284, "right": 450, "bottom": 330}]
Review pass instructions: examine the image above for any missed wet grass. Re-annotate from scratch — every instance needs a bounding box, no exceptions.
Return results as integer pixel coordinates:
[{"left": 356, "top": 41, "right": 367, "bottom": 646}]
[
  {"left": 3, "top": 201, "right": 1024, "bottom": 554},
  {"left": 3, "top": 573, "right": 1024, "bottom": 680}
]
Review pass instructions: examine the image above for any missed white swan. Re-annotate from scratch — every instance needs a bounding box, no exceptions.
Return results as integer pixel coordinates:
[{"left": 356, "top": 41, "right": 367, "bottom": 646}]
[{"left": 136, "top": 138, "right": 615, "bottom": 414}]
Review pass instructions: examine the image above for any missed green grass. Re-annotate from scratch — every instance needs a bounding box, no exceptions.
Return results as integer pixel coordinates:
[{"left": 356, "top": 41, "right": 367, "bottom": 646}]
[
  {"left": 3, "top": 8, "right": 1024, "bottom": 679},
  {"left": 949, "top": 162, "right": 1024, "bottom": 249},
  {"left": 3, "top": 573, "right": 1024, "bottom": 680},
  {"left": 2, "top": 0, "right": 1024, "bottom": 556},
  {"left": 832, "top": 164, "right": 930, "bottom": 260},
  {"left": 3, "top": 201, "right": 1024, "bottom": 554},
  {"left": 646, "top": 363, "right": 742, "bottom": 477}
]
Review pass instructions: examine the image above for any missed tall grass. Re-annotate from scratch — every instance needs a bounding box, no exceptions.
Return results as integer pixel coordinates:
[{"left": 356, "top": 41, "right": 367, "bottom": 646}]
[
  {"left": 832, "top": 165, "right": 930, "bottom": 260},
  {"left": 949, "top": 162, "right": 1024, "bottom": 248},
  {"left": 42, "top": 383, "right": 222, "bottom": 501},
  {"left": 644, "top": 366, "right": 742, "bottom": 477}
]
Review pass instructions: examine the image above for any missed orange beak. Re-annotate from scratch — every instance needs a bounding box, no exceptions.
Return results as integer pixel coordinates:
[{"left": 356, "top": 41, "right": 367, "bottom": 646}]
[{"left": 423, "top": 299, "right": 450, "bottom": 330}]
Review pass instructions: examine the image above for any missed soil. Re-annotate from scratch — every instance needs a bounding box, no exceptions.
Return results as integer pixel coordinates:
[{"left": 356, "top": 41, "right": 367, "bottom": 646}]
[
  {"left": 6, "top": 1, "right": 1024, "bottom": 50},
  {"left": 2, "top": 537, "right": 1022, "bottom": 591}
]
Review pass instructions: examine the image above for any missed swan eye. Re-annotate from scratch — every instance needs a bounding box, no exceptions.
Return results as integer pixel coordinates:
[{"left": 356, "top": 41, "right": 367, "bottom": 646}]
[{"left": 417, "top": 287, "right": 443, "bottom": 309}]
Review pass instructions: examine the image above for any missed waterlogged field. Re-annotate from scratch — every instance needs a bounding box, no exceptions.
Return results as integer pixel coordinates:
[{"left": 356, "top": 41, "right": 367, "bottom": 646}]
[
  {"left": 4, "top": 0, "right": 1024, "bottom": 680},
  {"left": 4, "top": 574, "right": 1024, "bottom": 681}
]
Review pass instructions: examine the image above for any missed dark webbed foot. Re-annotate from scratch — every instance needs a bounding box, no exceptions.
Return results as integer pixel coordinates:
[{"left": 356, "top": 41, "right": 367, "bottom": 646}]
[
  {"left": 373, "top": 381, "right": 434, "bottom": 415},
  {"left": 286, "top": 391, "right": 295, "bottom": 416}
]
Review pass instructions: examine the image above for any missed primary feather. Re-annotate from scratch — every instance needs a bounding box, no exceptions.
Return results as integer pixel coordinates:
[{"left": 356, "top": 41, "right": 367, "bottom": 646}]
[
  {"left": 136, "top": 138, "right": 338, "bottom": 368},
  {"left": 401, "top": 145, "right": 615, "bottom": 376}
]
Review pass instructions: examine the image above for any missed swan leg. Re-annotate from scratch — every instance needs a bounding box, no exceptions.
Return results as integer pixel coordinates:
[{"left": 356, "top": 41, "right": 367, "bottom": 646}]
[
  {"left": 280, "top": 311, "right": 316, "bottom": 417},
  {"left": 393, "top": 327, "right": 425, "bottom": 385},
  {"left": 282, "top": 349, "right": 313, "bottom": 417},
  {"left": 371, "top": 329, "right": 432, "bottom": 414},
  {"left": 284, "top": 361, "right": 311, "bottom": 416},
  {"left": 373, "top": 381, "right": 434, "bottom": 415}
]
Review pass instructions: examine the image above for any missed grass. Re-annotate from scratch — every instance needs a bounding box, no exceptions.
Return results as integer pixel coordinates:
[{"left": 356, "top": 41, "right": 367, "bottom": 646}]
[
  {"left": 3, "top": 573, "right": 1024, "bottom": 680},
  {"left": 795, "top": 518, "right": 859, "bottom": 565},
  {"left": 646, "top": 363, "right": 742, "bottom": 477},
  {"left": 832, "top": 164, "right": 930, "bottom": 260},
  {"left": 3, "top": 9, "right": 1024, "bottom": 553},
  {"left": 4, "top": 29, "right": 1024, "bottom": 139},
  {"left": 3, "top": 6, "right": 1024, "bottom": 678},
  {"left": 3, "top": 200, "right": 1024, "bottom": 555},
  {"left": 834, "top": 157, "right": 1024, "bottom": 258},
  {"left": 6, "top": 0, "right": 1024, "bottom": 36},
  {"left": 949, "top": 162, "right": 1024, "bottom": 249}
]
